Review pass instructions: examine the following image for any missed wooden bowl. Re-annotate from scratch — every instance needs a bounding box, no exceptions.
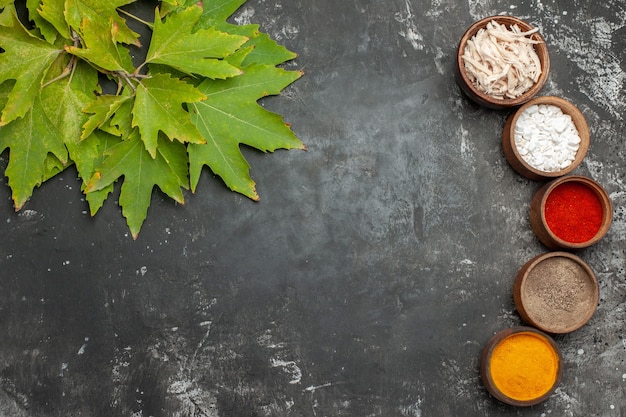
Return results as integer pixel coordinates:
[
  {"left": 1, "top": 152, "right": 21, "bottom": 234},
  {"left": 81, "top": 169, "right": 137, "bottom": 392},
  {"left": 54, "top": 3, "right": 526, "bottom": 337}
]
[
  {"left": 513, "top": 252, "right": 599, "bottom": 334},
  {"left": 480, "top": 326, "right": 562, "bottom": 406},
  {"left": 530, "top": 175, "right": 613, "bottom": 250},
  {"left": 455, "top": 16, "right": 550, "bottom": 109},
  {"left": 503, "top": 96, "right": 590, "bottom": 180}
]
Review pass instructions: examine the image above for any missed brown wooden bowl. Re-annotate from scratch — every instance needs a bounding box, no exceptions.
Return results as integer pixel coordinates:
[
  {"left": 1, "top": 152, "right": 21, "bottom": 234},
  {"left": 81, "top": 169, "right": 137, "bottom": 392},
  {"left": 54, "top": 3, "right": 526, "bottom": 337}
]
[
  {"left": 530, "top": 175, "right": 613, "bottom": 250},
  {"left": 455, "top": 16, "right": 550, "bottom": 109},
  {"left": 502, "top": 96, "right": 590, "bottom": 180},
  {"left": 480, "top": 326, "right": 562, "bottom": 406},
  {"left": 513, "top": 252, "right": 599, "bottom": 334}
]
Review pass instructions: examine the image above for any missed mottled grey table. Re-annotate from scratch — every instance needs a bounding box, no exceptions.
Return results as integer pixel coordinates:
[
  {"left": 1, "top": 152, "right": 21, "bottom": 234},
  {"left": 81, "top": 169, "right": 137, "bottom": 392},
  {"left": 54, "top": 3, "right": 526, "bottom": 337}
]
[{"left": 1, "top": 0, "right": 625, "bottom": 416}]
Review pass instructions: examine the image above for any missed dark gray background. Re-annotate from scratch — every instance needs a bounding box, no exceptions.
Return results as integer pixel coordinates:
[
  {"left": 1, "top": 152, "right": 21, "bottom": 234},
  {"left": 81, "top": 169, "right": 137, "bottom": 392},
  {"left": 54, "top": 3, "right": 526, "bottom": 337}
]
[{"left": 1, "top": 0, "right": 625, "bottom": 416}]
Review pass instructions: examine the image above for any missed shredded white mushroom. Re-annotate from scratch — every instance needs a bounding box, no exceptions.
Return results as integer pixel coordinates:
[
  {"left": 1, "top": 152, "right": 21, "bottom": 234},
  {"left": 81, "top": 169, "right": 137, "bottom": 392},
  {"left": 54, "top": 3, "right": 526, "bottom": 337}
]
[{"left": 462, "top": 20, "right": 543, "bottom": 99}]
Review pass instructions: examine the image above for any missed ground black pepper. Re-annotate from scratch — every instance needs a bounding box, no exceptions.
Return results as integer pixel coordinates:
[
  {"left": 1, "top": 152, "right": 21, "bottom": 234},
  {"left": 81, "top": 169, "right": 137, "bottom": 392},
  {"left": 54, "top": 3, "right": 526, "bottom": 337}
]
[{"left": 523, "top": 256, "right": 596, "bottom": 333}]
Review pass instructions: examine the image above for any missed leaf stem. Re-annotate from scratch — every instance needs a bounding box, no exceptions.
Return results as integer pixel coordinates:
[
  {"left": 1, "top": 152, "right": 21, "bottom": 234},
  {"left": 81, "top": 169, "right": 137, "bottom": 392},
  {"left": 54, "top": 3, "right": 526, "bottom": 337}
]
[
  {"left": 117, "top": 8, "right": 154, "bottom": 30},
  {"left": 72, "top": 30, "right": 81, "bottom": 47},
  {"left": 134, "top": 61, "right": 148, "bottom": 77},
  {"left": 116, "top": 71, "right": 137, "bottom": 92},
  {"left": 42, "top": 55, "right": 77, "bottom": 88}
]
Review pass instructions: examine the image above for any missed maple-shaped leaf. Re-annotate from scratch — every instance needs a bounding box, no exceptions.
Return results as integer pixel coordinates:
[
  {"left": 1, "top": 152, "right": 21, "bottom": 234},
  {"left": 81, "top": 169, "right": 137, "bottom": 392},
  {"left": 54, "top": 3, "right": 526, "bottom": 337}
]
[
  {"left": 0, "top": 93, "right": 69, "bottom": 209},
  {"left": 81, "top": 92, "right": 132, "bottom": 139},
  {"left": 0, "top": 57, "right": 102, "bottom": 210},
  {"left": 27, "top": 0, "right": 61, "bottom": 43},
  {"left": 132, "top": 73, "right": 206, "bottom": 158},
  {"left": 203, "top": 0, "right": 246, "bottom": 21},
  {"left": 0, "top": 80, "right": 13, "bottom": 108},
  {"left": 107, "top": 91, "right": 135, "bottom": 138},
  {"left": 64, "top": 0, "right": 140, "bottom": 46},
  {"left": 198, "top": 0, "right": 297, "bottom": 67},
  {"left": 38, "top": 0, "right": 71, "bottom": 39},
  {"left": 82, "top": 86, "right": 135, "bottom": 139},
  {"left": 1, "top": 0, "right": 304, "bottom": 239},
  {"left": 65, "top": 16, "right": 135, "bottom": 73},
  {"left": 241, "top": 32, "right": 298, "bottom": 67},
  {"left": 76, "top": 130, "right": 119, "bottom": 214},
  {"left": 188, "top": 63, "right": 303, "bottom": 200},
  {"left": 38, "top": 59, "right": 119, "bottom": 206},
  {"left": 37, "top": 57, "right": 120, "bottom": 212},
  {"left": 0, "top": 9, "right": 62, "bottom": 125},
  {"left": 144, "top": 5, "right": 247, "bottom": 79},
  {"left": 42, "top": 153, "right": 68, "bottom": 181},
  {"left": 85, "top": 132, "right": 189, "bottom": 239},
  {"left": 0, "top": 6, "right": 11, "bottom": 26},
  {"left": 40, "top": 58, "right": 99, "bottom": 146},
  {"left": 159, "top": 0, "right": 197, "bottom": 16}
]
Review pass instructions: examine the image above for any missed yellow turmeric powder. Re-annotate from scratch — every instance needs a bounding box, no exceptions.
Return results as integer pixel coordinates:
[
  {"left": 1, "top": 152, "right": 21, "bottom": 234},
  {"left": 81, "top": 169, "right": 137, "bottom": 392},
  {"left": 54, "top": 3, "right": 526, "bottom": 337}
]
[{"left": 489, "top": 332, "right": 559, "bottom": 401}]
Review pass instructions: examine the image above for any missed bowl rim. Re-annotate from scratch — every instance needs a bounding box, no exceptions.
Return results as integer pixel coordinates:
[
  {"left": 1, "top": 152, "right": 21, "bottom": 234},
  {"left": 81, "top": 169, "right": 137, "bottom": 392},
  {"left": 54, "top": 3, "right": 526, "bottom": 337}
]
[
  {"left": 480, "top": 326, "right": 562, "bottom": 406},
  {"left": 514, "top": 251, "right": 599, "bottom": 333},
  {"left": 538, "top": 175, "right": 613, "bottom": 248},
  {"left": 504, "top": 96, "right": 590, "bottom": 179},
  {"left": 456, "top": 15, "right": 550, "bottom": 108}
]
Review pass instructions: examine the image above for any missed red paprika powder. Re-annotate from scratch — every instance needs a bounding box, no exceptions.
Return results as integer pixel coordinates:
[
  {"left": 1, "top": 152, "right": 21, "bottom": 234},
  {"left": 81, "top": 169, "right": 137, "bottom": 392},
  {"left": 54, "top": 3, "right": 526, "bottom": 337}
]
[{"left": 544, "top": 182, "right": 603, "bottom": 243}]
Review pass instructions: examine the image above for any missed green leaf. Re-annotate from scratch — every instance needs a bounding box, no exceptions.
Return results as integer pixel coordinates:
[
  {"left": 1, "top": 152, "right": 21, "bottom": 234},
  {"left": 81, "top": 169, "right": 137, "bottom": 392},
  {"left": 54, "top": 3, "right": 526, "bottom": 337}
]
[
  {"left": 40, "top": 59, "right": 99, "bottom": 147},
  {"left": 107, "top": 90, "right": 135, "bottom": 138},
  {"left": 241, "top": 31, "right": 298, "bottom": 66},
  {"left": 0, "top": 80, "right": 13, "bottom": 108},
  {"left": 0, "top": 93, "right": 68, "bottom": 209},
  {"left": 0, "top": 0, "right": 304, "bottom": 238},
  {"left": 27, "top": 0, "right": 61, "bottom": 43},
  {"left": 145, "top": 5, "right": 247, "bottom": 79},
  {"left": 42, "top": 153, "right": 69, "bottom": 181},
  {"left": 188, "top": 63, "right": 303, "bottom": 200},
  {"left": 0, "top": 6, "right": 11, "bottom": 26},
  {"left": 0, "top": 9, "right": 62, "bottom": 125},
  {"left": 64, "top": 0, "right": 140, "bottom": 46},
  {"left": 39, "top": 0, "right": 70, "bottom": 39},
  {"left": 82, "top": 93, "right": 132, "bottom": 139},
  {"left": 0, "top": 58, "right": 99, "bottom": 209},
  {"left": 198, "top": 0, "right": 297, "bottom": 66},
  {"left": 132, "top": 73, "right": 206, "bottom": 158},
  {"left": 77, "top": 130, "right": 119, "bottom": 214},
  {"left": 65, "top": 16, "right": 135, "bottom": 73},
  {"left": 159, "top": 0, "right": 197, "bottom": 16},
  {"left": 39, "top": 60, "right": 118, "bottom": 204},
  {"left": 85, "top": 132, "right": 189, "bottom": 239},
  {"left": 203, "top": 0, "right": 247, "bottom": 21}
]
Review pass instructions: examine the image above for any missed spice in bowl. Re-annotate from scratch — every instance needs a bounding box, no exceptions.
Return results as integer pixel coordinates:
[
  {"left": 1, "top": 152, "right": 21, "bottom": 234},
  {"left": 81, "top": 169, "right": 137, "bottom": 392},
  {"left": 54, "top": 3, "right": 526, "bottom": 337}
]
[
  {"left": 480, "top": 327, "right": 561, "bottom": 406},
  {"left": 514, "top": 104, "right": 580, "bottom": 172},
  {"left": 545, "top": 181, "right": 602, "bottom": 243},
  {"left": 502, "top": 96, "right": 590, "bottom": 180},
  {"left": 530, "top": 175, "right": 612, "bottom": 249},
  {"left": 514, "top": 252, "right": 599, "bottom": 334}
]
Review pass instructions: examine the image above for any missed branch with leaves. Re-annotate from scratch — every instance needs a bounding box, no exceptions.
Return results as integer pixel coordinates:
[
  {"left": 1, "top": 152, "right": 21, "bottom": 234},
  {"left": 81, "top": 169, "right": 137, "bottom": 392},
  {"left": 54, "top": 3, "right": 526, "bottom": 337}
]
[{"left": 0, "top": 0, "right": 304, "bottom": 238}]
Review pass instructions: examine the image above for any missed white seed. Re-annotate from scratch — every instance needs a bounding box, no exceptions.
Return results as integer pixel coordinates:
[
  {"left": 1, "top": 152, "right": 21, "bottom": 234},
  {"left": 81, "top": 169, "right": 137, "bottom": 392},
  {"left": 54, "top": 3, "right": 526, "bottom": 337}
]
[{"left": 513, "top": 104, "right": 581, "bottom": 172}]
